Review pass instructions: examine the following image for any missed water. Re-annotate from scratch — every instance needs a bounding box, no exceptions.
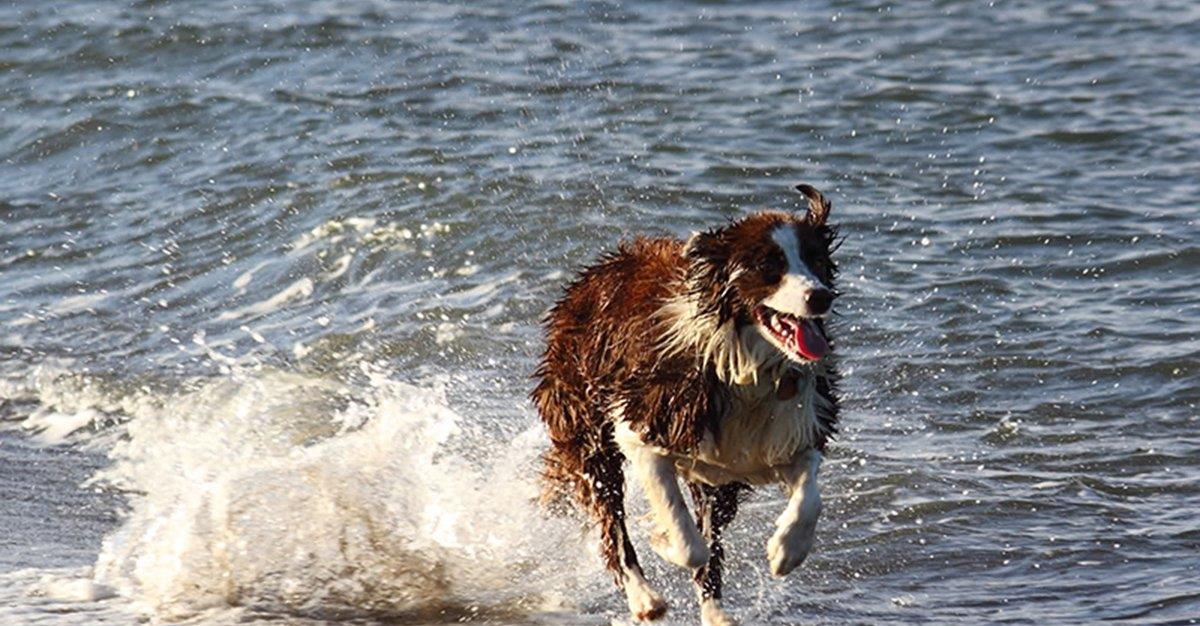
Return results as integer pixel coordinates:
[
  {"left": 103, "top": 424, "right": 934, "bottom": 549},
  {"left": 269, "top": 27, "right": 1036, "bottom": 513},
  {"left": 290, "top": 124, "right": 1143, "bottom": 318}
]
[{"left": 2, "top": 1, "right": 1198, "bottom": 624}]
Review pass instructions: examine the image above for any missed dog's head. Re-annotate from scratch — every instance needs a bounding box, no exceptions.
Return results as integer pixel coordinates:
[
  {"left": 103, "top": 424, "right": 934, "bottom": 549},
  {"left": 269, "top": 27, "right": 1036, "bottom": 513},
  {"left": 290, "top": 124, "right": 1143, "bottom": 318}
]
[{"left": 684, "top": 184, "right": 839, "bottom": 365}]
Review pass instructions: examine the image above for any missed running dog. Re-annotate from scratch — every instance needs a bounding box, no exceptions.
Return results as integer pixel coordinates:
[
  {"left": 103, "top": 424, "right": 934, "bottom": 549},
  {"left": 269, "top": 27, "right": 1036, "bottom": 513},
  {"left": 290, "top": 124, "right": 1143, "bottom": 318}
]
[{"left": 533, "top": 184, "right": 842, "bottom": 625}]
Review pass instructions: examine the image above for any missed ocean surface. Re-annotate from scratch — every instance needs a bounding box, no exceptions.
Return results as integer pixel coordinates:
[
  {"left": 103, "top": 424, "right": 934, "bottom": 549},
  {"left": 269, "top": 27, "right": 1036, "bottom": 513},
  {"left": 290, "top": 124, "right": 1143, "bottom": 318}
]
[{"left": 2, "top": 1, "right": 1198, "bottom": 624}]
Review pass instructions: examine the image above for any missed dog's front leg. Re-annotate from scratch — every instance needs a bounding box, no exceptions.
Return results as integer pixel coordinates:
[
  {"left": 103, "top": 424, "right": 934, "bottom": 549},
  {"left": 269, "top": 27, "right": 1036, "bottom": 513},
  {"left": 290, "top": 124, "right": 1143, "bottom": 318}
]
[
  {"left": 766, "top": 448, "right": 822, "bottom": 577},
  {"left": 624, "top": 443, "right": 710, "bottom": 570}
]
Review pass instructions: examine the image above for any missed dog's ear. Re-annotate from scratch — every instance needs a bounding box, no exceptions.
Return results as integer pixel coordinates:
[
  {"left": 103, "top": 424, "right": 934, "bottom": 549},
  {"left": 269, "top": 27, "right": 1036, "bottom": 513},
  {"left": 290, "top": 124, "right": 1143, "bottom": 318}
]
[
  {"left": 795, "top": 184, "right": 832, "bottom": 227},
  {"left": 684, "top": 227, "right": 731, "bottom": 268},
  {"left": 684, "top": 226, "right": 737, "bottom": 323}
]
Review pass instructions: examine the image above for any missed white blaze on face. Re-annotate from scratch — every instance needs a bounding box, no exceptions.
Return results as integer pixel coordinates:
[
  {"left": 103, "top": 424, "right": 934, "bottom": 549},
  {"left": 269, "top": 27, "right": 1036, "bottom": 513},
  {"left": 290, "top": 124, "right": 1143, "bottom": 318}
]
[{"left": 761, "top": 225, "right": 828, "bottom": 317}]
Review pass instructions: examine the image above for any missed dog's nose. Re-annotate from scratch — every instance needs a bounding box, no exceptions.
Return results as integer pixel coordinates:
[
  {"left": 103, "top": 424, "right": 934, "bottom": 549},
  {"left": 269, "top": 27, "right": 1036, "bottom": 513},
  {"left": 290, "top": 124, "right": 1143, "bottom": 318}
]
[{"left": 806, "top": 289, "right": 834, "bottom": 315}]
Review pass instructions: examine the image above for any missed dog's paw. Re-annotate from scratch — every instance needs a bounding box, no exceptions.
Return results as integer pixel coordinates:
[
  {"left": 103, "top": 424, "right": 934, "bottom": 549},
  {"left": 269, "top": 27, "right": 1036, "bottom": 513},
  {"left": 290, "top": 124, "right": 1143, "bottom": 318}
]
[
  {"left": 624, "top": 579, "right": 667, "bottom": 622},
  {"left": 700, "top": 598, "right": 739, "bottom": 626},
  {"left": 766, "top": 520, "right": 815, "bottom": 577},
  {"left": 632, "top": 597, "right": 668, "bottom": 622},
  {"left": 649, "top": 526, "right": 710, "bottom": 570}
]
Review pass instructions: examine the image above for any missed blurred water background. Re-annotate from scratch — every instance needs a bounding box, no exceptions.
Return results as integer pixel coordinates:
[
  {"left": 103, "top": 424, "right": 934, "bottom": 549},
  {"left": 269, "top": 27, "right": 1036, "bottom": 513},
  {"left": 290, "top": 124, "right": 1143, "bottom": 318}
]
[{"left": 1, "top": 1, "right": 1198, "bottom": 624}]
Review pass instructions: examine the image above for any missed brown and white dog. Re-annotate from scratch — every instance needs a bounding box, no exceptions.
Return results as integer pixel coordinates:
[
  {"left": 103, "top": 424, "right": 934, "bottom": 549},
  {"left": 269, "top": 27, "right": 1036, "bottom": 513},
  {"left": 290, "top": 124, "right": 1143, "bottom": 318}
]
[{"left": 533, "top": 184, "right": 841, "bottom": 625}]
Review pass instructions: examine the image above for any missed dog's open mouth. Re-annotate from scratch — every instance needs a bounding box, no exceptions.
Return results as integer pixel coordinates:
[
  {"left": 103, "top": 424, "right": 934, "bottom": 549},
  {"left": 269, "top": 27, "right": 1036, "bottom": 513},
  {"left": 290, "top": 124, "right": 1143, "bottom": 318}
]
[{"left": 753, "top": 305, "right": 829, "bottom": 362}]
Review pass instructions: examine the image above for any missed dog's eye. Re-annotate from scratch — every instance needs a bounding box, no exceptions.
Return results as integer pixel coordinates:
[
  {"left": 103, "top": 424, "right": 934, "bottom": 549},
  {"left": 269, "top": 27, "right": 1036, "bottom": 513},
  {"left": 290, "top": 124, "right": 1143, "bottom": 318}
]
[{"left": 760, "top": 252, "right": 785, "bottom": 283}]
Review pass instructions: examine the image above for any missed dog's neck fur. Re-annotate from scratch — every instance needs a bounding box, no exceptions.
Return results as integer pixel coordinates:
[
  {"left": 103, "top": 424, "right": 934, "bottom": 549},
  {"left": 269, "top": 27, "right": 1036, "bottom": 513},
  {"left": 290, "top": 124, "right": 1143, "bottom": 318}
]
[
  {"left": 657, "top": 292, "right": 790, "bottom": 388},
  {"left": 655, "top": 259, "right": 837, "bottom": 455}
]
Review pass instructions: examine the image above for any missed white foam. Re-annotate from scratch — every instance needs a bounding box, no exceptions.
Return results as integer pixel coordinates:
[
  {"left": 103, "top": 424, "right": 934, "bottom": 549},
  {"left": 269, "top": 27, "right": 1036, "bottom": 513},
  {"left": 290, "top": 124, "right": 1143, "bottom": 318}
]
[
  {"left": 0, "top": 567, "right": 133, "bottom": 625},
  {"left": 22, "top": 407, "right": 102, "bottom": 445},
  {"left": 216, "top": 277, "right": 314, "bottom": 321},
  {"left": 231, "top": 260, "right": 270, "bottom": 292},
  {"left": 30, "top": 572, "right": 117, "bottom": 602},
  {"left": 80, "top": 367, "right": 600, "bottom": 620},
  {"left": 322, "top": 252, "right": 354, "bottom": 281},
  {"left": 2, "top": 363, "right": 159, "bottom": 449},
  {"left": 48, "top": 292, "right": 110, "bottom": 316},
  {"left": 290, "top": 217, "right": 376, "bottom": 252}
]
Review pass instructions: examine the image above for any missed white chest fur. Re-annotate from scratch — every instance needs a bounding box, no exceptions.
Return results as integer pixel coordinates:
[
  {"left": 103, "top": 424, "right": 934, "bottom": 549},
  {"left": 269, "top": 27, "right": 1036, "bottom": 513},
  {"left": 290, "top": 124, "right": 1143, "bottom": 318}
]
[{"left": 615, "top": 371, "right": 826, "bottom": 487}]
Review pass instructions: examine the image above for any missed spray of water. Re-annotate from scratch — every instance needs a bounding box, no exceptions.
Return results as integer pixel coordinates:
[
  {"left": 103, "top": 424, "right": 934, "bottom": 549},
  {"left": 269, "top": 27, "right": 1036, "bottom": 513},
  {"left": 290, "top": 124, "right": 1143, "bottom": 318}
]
[{"left": 9, "top": 364, "right": 605, "bottom": 622}]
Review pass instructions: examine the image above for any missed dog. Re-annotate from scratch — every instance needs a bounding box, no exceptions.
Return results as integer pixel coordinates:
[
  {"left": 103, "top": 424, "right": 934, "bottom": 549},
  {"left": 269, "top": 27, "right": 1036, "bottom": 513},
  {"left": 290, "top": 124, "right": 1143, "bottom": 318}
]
[{"left": 532, "top": 184, "right": 842, "bottom": 625}]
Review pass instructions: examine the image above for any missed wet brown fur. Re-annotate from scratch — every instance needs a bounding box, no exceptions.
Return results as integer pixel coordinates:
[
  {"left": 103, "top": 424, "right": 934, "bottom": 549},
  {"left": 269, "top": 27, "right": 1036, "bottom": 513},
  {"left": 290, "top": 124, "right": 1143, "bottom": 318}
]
[{"left": 532, "top": 184, "right": 842, "bottom": 605}]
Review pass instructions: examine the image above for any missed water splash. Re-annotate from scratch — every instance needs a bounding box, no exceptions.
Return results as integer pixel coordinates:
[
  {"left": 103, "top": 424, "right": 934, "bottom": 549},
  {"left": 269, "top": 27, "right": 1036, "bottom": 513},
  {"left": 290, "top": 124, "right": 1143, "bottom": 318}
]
[{"left": 12, "top": 365, "right": 602, "bottom": 621}]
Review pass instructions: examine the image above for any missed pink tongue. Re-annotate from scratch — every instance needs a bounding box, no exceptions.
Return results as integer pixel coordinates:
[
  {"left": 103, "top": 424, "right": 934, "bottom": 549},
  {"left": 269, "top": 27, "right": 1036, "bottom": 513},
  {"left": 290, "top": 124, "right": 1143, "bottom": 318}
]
[{"left": 791, "top": 319, "right": 829, "bottom": 361}]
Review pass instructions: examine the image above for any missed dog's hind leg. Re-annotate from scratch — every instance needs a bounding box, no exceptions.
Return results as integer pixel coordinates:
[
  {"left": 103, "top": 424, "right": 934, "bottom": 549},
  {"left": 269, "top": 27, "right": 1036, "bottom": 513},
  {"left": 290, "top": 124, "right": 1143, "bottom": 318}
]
[
  {"left": 689, "top": 482, "right": 743, "bottom": 626},
  {"left": 581, "top": 445, "right": 667, "bottom": 622},
  {"left": 535, "top": 382, "right": 665, "bottom": 620}
]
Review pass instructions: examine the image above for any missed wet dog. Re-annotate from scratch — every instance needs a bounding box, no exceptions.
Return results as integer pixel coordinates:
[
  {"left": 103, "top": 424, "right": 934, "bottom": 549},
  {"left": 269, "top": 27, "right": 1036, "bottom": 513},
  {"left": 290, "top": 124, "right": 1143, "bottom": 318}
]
[{"left": 533, "top": 184, "right": 841, "bottom": 625}]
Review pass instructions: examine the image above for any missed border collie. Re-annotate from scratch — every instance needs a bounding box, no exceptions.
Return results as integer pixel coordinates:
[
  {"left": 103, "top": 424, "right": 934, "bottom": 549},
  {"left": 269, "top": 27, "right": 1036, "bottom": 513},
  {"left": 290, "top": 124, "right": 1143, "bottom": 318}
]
[{"left": 533, "top": 184, "right": 842, "bottom": 625}]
